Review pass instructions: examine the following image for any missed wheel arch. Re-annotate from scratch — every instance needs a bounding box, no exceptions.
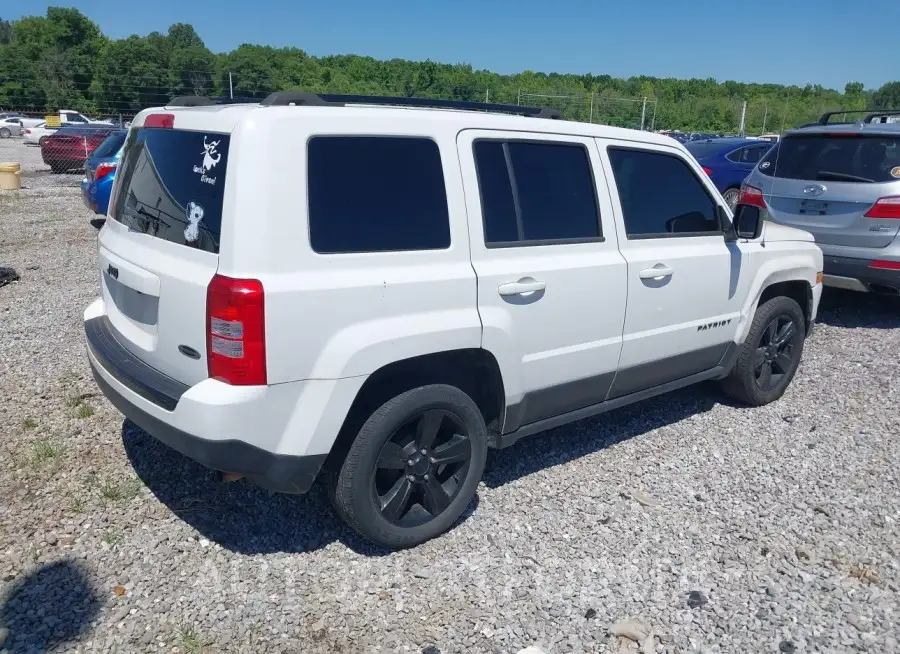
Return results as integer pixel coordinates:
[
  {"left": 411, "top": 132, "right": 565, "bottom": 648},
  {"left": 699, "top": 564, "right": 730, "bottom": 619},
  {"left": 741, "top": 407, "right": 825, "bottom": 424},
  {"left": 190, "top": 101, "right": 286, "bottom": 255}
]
[
  {"left": 756, "top": 280, "right": 813, "bottom": 333},
  {"left": 324, "top": 348, "right": 507, "bottom": 471}
]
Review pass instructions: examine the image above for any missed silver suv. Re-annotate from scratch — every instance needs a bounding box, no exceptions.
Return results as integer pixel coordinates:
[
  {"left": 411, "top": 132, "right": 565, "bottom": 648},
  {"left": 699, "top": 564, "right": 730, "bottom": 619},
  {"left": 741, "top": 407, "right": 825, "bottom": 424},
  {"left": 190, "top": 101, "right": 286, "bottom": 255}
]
[{"left": 743, "top": 110, "right": 900, "bottom": 295}]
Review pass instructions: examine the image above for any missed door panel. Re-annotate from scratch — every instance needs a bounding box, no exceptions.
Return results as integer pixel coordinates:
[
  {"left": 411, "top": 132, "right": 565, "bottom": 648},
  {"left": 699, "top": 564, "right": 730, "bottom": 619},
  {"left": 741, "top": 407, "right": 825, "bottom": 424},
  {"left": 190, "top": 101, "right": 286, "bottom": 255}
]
[
  {"left": 599, "top": 139, "right": 748, "bottom": 397},
  {"left": 457, "top": 129, "right": 627, "bottom": 432}
]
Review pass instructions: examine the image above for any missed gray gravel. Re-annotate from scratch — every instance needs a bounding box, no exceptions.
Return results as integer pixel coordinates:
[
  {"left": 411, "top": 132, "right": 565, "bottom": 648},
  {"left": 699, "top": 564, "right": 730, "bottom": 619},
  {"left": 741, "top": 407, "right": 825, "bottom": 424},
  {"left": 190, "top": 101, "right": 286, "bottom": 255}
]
[{"left": 1, "top": 135, "right": 899, "bottom": 653}]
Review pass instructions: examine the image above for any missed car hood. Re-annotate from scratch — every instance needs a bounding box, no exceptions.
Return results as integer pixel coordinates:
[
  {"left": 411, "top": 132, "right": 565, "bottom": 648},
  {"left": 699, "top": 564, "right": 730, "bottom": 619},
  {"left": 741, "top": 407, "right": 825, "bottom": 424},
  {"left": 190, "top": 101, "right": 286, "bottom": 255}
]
[{"left": 763, "top": 221, "right": 815, "bottom": 243}]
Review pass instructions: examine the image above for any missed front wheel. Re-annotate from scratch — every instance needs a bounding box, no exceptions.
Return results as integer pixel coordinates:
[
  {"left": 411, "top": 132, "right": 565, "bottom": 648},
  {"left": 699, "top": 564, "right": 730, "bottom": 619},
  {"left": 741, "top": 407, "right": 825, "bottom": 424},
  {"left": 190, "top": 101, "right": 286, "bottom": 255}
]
[
  {"left": 721, "top": 296, "right": 806, "bottom": 406},
  {"left": 0, "top": 127, "right": 10, "bottom": 139},
  {"left": 330, "top": 384, "right": 488, "bottom": 549},
  {"left": 722, "top": 187, "right": 741, "bottom": 209}
]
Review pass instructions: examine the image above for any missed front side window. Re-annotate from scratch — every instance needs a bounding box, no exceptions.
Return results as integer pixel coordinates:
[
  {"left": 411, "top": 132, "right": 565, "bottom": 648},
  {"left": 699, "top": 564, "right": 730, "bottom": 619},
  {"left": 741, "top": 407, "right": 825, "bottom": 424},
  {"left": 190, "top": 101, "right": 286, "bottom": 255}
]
[
  {"left": 608, "top": 147, "right": 720, "bottom": 238},
  {"left": 473, "top": 140, "right": 601, "bottom": 246},
  {"left": 307, "top": 136, "right": 450, "bottom": 254}
]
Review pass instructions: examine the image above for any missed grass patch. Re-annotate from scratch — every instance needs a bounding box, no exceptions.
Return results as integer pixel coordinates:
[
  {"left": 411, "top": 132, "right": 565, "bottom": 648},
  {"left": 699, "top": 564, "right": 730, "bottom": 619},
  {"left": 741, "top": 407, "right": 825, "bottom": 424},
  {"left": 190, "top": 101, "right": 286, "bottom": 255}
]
[
  {"left": 102, "top": 530, "right": 122, "bottom": 547},
  {"left": 99, "top": 477, "right": 143, "bottom": 503},
  {"left": 70, "top": 495, "right": 87, "bottom": 513},
  {"left": 176, "top": 626, "right": 211, "bottom": 653},
  {"left": 22, "top": 417, "right": 37, "bottom": 430},
  {"left": 31, "top": 439, "right": 66, "bottom": 466},
  {"left": 75, "top": 403, "right": 95, "bottom": 419}
]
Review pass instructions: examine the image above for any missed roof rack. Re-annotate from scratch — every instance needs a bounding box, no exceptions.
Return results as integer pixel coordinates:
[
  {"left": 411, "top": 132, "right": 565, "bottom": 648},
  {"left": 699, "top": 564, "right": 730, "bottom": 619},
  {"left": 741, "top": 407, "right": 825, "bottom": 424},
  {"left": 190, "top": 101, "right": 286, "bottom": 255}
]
[
  {"left": 259, "top": 91, "right": 564, "bottom": 119},
  {"left": 818, "top": 109, "right": 900, "bottom": 125},
  {"left": 167, "top": 95, "right": 260, "bottom": 107}
]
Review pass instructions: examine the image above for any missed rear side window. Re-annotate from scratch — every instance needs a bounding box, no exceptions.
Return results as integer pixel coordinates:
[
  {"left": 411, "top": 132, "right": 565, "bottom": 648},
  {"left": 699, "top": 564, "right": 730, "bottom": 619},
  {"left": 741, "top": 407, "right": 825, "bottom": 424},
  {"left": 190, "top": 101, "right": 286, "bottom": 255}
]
[
  {"left": 111, "top": 129, "right": 229, "bottom": 254},
  {"left": 92, "top": 131, "right": 127, "bottom": 158},
  {"left": 608, "top": 147, "right": 720, "bottom": 238},
  {"left": 758, "top": 134, "right": 900, "bottom": 183},
  {"left": 307, "top": 136, "right": 450, "bottom": 254},
  {"left": 473, "top": 140, "right": 601, "bottom": 246}
]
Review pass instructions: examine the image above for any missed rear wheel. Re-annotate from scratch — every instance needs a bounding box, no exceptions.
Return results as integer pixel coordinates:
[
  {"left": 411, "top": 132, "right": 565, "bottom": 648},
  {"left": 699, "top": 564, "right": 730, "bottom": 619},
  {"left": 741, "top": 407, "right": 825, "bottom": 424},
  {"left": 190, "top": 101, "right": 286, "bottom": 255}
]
[
  {"left": 50, "top": 163, "right": 66, "bottom": 174},
  {"left": 722, "top": 296, "right": 806, "bottom": 406},
  {"left": 722, "top": 187, "right": 740, "bottom": 209},
  {"left": 0, "top": 127, "right": 10, "bottom": 139},
  {"left": 330, "top": 384, "right": 487, "bottom": 549},
  {"left": 39, "top": 136, "right": 48, "bottom": 146}
]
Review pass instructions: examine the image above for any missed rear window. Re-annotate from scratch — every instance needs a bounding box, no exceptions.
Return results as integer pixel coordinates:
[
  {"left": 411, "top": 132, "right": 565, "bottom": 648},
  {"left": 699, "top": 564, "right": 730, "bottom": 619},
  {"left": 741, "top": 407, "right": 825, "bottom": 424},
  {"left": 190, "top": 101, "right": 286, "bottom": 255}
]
[
  {"left": 307, "top": 136, "right": 450, "bottom": 254},
  {"left": 758, "top": 133, "right": 900, "bottom": 183},
  {"left": 111, "top": 128, "right": 229, "bottom": 254},
  {"left": 92, "top": 131, "right": 126, "bottom": 158}
]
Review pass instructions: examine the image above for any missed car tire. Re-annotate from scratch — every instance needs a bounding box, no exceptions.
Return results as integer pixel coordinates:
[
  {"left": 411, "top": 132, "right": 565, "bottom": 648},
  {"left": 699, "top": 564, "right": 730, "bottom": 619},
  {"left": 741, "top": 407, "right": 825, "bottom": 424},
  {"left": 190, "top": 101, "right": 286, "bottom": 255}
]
[
  {"left": 722, "top": 187, "right": 740, "bottom": 208},
  {"left": 39, "top": 136, "right": 48, "bottom": 146},
  {"left": 330, "top": 384, "right": 487, "bottom": 549},
  {"left": 50, "top": 164, "right": 65, "bottom": 174},
  {"left": 721, "top": 295, "right": 806, "bottom": 406},
  {"left": 0, "top": 127, "right": 10, "bottom": 139}
]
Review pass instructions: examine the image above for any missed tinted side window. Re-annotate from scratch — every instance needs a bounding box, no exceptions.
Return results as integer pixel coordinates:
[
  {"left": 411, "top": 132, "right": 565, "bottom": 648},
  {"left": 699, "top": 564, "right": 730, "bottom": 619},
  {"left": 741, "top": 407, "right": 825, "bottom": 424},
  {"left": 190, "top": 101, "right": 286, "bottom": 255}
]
[
  {"left": 308, "top": 137, "right": 450, "bottom": 254},
  {"left": 741, "top": 145, "right": 769, "bottom": 164},
  {"left": 608, "top": 147, "right": 720, "bottom": 238},
  {"left": 474, "top": 140, "right": 601, "bottom": 246}
]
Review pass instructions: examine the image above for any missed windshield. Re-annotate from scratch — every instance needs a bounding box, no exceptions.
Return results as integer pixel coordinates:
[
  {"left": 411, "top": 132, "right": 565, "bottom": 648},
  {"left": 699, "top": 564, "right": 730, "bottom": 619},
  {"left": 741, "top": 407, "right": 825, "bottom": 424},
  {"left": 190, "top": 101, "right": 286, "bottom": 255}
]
[
  {"left": 759, "top": 133, "right": 900, "bottom": 183},
  {"left": 111, "top": 128, "right": 229, "bottom": 254},
  {"left": 92, "top": 131, "right": 127, "bottom": 158}
]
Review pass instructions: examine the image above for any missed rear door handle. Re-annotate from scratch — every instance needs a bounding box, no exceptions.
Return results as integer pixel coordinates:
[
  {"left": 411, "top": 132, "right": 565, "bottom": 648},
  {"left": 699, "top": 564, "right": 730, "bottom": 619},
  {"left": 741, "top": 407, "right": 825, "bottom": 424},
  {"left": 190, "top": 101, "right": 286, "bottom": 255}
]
[
  {"left": 639, "top": 265, "right": 674, "bottom": 280},
  {"left": 498, "top": 279, "right": 546, "bottom": 296}
]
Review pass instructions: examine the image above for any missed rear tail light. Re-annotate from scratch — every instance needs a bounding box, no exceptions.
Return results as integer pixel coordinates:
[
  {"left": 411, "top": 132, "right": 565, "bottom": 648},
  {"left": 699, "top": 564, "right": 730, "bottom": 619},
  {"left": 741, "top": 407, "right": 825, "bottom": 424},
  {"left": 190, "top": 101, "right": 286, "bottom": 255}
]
[
  {"left": 24, "top": 129, "right": 31, "bottom": 135},
  {"left": 206, "top": 274, "right": 267, "bottom": 385},
  {"left": 95, "top": 162, "right": 117, "bottom": 180},
  {"left": 869, "top": 260, "right": 900, "bottom": 270},
  {"left": 144, "top": 113, "right": 174, "bottom": 129},
  {"left": 702, "top": 166, "right": 713, "bottom": 176},
  {"left": 864, "top": 196, "right": 900, "bottom": 219},
  {"left": 739, "top": 184, "right": 767, "bottom": 209}
]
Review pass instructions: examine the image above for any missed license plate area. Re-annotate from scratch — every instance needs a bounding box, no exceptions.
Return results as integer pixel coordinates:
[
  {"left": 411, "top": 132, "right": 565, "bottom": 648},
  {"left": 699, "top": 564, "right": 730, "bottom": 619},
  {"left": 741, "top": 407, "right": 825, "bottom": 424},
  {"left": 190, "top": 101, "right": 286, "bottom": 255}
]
[{"left": 799, "top": 199, "right": 828, "bottom": 215}]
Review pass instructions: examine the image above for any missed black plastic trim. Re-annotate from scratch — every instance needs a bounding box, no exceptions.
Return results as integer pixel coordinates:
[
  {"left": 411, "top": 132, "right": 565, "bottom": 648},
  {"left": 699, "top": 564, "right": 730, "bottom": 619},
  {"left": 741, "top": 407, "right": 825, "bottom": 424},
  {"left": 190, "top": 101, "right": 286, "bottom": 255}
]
[
  {"left": 498, "top": 342, "right": 739, "bottom": 446},
  {"left": 823, "top": 255, "right": 900, "bottom": 291},
  {"left": 608, "top": 342, "right": 730, "bottom": 399},
  {"left": 85, "top": 317, "right": 188, "bottom": 411},
  {"left": 88, "top": 360, "right": 326, "bottom": 495},
  {"left": 503, "top": 371, "right": 616, "bottom": 433}
]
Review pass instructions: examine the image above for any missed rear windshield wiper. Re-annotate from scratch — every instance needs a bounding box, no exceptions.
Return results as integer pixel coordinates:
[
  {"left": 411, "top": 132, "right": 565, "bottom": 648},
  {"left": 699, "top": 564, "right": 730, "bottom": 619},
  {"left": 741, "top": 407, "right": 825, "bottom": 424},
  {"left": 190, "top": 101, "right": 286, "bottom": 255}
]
[{"left": 815, "top": 170, "right": 874, "bottom": 183}]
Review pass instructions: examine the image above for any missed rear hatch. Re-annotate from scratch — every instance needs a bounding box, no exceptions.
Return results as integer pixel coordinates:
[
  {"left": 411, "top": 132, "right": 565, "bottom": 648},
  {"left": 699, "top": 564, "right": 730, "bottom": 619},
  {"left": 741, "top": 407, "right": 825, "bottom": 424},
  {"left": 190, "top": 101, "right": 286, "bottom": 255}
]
[
  {"left": 754, "top": 132, "right": 900, "bottom": 247},
  {"left": 100, "top": 124, "right": 230, "bottom": 386}
]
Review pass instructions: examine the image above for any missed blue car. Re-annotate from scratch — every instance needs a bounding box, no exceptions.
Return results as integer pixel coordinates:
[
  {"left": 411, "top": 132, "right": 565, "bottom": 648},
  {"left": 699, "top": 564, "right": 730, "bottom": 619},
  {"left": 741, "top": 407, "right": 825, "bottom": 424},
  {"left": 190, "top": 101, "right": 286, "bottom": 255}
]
[
  {"left": 685, "top": 138, "right": 774, "bottom": 207},
  {"left": 81, "top": 130, "right": 127, "bottom": 215}
]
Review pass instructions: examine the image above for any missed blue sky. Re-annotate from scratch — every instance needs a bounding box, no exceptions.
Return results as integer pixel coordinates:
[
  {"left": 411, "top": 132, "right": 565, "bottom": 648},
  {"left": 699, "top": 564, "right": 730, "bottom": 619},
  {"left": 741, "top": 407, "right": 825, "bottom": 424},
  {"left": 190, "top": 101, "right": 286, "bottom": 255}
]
[{"left": 10, "top": 0, "right": 898, "bottom": 91}]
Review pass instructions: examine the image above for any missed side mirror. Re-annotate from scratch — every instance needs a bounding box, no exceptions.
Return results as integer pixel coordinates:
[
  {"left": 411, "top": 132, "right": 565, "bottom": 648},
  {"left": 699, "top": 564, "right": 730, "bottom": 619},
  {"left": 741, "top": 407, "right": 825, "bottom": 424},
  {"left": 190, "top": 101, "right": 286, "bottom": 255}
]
[{"left": 733, "top": 203, "right": 763, "bottom": 239}]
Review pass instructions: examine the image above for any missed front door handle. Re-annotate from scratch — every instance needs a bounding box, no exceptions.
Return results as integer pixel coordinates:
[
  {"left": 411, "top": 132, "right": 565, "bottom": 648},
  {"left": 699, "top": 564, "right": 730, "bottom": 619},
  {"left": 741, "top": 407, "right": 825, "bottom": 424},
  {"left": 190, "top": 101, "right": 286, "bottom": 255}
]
[
  {"left": 639, "top": 265, "right": 674, "bottom": 280},
  {"left": 498, "top": 279, "right": 546, "bottom": 296}
]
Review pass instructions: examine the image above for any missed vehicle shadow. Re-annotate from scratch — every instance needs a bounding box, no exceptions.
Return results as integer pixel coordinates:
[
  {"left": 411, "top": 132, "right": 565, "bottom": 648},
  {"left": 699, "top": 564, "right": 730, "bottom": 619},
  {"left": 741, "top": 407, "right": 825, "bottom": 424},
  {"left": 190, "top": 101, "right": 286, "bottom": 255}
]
[
  {"left": 815, "top": 288, "right": 900, "bottom": 329},
  {"left": 483, "top": 383, "right": 721, "bottom": 488},
  {"left": 121, "top": 421, "right": 479, "bottom": 556},
  {"left": 0, "top": 560, "right": 100, "bottom": 652},
  {"left": 90, "top": 218, "right": 106, "bottom": 230}
]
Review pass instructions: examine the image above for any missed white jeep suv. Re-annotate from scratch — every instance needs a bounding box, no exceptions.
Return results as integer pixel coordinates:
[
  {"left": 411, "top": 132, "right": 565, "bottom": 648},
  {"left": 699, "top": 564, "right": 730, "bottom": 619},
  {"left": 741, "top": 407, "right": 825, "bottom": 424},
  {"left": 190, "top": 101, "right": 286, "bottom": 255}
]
[{"left": 84, "top": 93, "right": 823, "bottom": 549}]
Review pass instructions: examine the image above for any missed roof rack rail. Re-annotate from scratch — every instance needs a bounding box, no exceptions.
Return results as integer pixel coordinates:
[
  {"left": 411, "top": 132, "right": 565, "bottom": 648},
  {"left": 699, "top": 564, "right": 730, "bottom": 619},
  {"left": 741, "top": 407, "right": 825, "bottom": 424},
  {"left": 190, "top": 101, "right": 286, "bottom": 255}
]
[
  {"left": 818, "top": 108, "right": 900, "bottom": 124},
  {"left": 259, "top": 91, "right": 564, "bottom": 119},
  {"left": 167, "top": 95, "right": 260, "bottom": 107}
]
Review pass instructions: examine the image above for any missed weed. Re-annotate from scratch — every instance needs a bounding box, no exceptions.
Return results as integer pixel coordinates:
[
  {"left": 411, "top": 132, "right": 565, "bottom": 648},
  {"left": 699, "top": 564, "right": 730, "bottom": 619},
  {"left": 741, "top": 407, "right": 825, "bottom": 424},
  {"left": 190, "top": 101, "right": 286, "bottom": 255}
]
[
  {"left": 70, "top": 496, "right": 87, "bottom": 513},
  {"left": 99, "top": 477, "right": 143, "bottom": 503},
  {"left": 22, "top": 417, "right": 37, "bottom": 430},
  {"left": 176, "top": 625, "right": 210, "bottom": 653},
  {"left": 75, "top": 403, "right": 94, "bottom": 419},
  {"left": 31, "top": 439, "right": 66, "bottom": 466},
  {"left": 102, "top": 530, "right": 122, "bottom": 546}
]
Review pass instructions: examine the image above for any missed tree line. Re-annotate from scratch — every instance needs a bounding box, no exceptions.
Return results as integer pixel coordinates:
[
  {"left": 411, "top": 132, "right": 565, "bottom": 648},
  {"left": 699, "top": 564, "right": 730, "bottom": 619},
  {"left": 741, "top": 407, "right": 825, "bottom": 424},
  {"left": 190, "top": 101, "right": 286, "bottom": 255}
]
[{"left": 2, "top": 7, "right": 900, "bottom": 133}]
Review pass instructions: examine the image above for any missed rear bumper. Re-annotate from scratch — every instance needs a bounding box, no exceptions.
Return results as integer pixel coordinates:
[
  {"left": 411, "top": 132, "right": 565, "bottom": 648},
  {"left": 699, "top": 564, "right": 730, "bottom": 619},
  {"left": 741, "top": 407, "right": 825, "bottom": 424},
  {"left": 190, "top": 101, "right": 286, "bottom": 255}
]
[
  {"left": 822, "top": 255, "right": 900, "bottom": 294},
  {"left": 84, "top": 309, "right": 327, "bottom": 494}
]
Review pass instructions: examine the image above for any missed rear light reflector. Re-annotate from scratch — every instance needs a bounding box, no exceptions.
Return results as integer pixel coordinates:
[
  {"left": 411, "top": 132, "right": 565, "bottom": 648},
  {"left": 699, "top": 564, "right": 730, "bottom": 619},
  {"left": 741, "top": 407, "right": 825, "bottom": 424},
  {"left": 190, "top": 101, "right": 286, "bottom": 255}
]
[
  {"left": 702, "top": 166, "right": 713, "bottom": 176},
  {"left": 94, "top": 162, "right": 117, "bottom": 180},
  {"left": 206, "top": 274, "right": 266, "bottom": 385},
  {"left": 870, "top": 260, "right": 900, "bottom": 270},
  {"left": 864, "top": 196, "right": 900, "bottom": 219},
  {"left": 739, "top": 184, "right": 767, "bottom": 209},
  {"left": 144, "top": 113, "right": 174, "bottom": 129}
]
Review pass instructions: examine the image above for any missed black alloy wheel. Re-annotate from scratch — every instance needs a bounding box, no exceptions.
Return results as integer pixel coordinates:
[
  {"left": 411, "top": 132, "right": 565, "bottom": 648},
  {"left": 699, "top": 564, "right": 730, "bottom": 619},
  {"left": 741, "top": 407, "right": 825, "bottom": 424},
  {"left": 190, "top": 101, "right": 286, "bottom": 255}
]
[{"left": 754, "top": 315, "right": 797, "bottom": 392}]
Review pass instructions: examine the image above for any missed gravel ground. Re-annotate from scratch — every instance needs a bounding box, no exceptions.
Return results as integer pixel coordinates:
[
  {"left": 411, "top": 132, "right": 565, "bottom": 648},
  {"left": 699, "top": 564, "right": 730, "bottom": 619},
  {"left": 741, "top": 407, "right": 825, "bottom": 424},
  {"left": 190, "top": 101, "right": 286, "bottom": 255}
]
[{"left": 1, "top": 135, "right": 899, "bottom": 654}]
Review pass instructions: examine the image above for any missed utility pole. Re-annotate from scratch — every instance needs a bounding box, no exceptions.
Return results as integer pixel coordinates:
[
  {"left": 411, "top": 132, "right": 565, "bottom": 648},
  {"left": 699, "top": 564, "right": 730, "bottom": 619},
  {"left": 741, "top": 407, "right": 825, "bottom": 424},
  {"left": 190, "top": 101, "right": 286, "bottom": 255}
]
[
  {"left": 229, "top": 72, "right": 234, "bottom": 99},
  {"left": 485, "top": 88, "right": 489, "bottom": 103},
  {"left": 640, "top": 97, "right": 647, "bottom": 130},
  {"left": 589, "top": 93, "right": 594, "bottom": 123},
  {"left": 517, "top": 89, "right": 521, "bottom": 106},
  {"left": 762, "top": 106, "right": 768, "bottom": 133},
  {"left": 739, "top": 100, "right": 747, "bottom": 137}
]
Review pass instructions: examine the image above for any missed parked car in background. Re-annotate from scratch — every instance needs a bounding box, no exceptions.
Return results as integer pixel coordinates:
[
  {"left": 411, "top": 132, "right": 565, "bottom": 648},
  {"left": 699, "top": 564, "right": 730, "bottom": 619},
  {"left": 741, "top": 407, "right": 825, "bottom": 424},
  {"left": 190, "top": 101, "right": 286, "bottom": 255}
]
[
  {"left": 21, "top": 109, "right": 112, "bottom": 129},
  {"left": 0, "top": 117, "right": 23, "bottom": 138},
  {"left": 23, "top": 121, "right": 60, "bottom": 145},
  {"left": 687, "top": 138, "right": 774, "bottom": 207},
  {"left": 41, "top": 125, "right": 119, "bottom": 173},
  {"left": 743, "top": 113, "right": 900, "bottom": 295},
  {"left": 80, "top": 130, "right": 127, "bottom": 215}
]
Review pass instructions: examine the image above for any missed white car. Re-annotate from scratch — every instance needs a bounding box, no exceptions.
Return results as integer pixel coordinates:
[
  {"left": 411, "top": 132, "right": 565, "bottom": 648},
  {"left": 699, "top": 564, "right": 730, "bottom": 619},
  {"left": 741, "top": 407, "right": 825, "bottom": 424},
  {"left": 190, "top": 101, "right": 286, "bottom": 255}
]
[
  {"left": 0, "top": 117, "right": 24, "bottom": 138},
  {"left": 23, "top": 122, "right": 59, "bottom": 145},
  {"left": 84, "top": 93, "right": 823, "bottom": 548}
]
